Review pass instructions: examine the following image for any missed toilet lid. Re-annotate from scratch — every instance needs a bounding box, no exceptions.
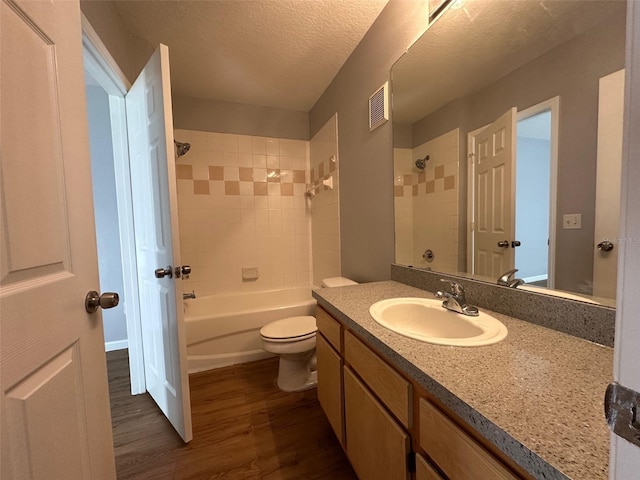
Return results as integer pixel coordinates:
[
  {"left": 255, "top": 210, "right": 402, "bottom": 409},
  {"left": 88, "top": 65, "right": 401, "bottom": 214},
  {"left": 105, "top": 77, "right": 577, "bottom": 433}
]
[{"left": 260, "top": 316, "right": 317, "bottom": 341}]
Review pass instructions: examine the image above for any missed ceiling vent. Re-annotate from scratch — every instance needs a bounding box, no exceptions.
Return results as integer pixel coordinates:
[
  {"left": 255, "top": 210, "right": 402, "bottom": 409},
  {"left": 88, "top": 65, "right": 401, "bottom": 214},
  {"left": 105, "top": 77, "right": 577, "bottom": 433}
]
[{"left": 369, "top": 81, "right": 389, "bottom": 131}]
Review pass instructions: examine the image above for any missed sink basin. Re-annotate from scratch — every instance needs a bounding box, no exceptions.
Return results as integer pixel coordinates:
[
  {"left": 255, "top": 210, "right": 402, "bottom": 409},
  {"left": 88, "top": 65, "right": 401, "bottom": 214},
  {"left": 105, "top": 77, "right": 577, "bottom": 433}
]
[{"left": 369, "top": 297, "right": 507, "bottom": 347}]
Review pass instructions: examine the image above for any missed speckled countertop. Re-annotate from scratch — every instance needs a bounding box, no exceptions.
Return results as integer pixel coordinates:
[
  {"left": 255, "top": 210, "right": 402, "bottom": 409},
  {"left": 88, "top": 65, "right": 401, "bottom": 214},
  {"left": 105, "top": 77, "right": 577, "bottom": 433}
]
[{"left": 312, "top": 281, "right": 613, "bottom": 480}]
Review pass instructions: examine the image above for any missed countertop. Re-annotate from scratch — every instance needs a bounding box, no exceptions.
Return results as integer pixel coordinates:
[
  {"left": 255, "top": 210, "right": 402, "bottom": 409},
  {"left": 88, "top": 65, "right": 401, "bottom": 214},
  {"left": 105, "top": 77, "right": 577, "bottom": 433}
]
[{"left": 312, "top": 281, "right": 613, "bottom": 480}]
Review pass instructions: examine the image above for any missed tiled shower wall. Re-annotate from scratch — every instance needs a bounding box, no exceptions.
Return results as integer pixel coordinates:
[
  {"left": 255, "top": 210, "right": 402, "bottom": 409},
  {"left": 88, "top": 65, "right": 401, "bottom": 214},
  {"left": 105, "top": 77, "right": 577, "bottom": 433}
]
[
  {"left": 174, "top": 129, "right": 311, "bottom": 296},
  {"left": 310, "top": 114, "right": 341, "bottom": 286},
  {"left": 394, "top": 128, "right": 459, "bottom": 272}
]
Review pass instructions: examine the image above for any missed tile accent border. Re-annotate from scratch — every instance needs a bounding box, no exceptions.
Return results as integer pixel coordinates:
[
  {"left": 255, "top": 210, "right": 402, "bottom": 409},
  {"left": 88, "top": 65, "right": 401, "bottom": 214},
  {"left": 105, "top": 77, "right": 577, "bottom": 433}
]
[{"left": 391, "top": 264, "right": 615, "bottom": 346}]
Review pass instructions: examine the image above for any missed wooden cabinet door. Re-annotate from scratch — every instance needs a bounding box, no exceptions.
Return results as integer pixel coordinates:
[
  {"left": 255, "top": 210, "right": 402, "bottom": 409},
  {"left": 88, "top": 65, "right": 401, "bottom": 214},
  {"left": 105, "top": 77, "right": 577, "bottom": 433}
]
[
  {"left": 344, "top": 367, "right": 410, "bottom": 480},
  {"left": 416, "top": 454, "right": 445, "bottom": 480},
  {"left": 316, "top": 333, "right": 344, "bottom": 445}
]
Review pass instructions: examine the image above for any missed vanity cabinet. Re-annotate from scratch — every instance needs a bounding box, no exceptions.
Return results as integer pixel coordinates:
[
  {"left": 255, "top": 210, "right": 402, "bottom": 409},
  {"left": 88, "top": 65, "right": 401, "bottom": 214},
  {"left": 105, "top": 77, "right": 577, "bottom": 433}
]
[
  {"left": 419, "top": 399, "right": 519, "bottom": 480},
  {"left": 316, "top": 306, "right": 524, "bottom": 480}
]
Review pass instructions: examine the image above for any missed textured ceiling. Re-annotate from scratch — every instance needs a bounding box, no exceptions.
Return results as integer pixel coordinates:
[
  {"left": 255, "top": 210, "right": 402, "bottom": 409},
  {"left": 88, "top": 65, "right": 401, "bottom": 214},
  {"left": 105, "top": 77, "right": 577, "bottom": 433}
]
[
  {"left": 392, "top": 0, "right": 627, "bottom": 125},
  {"left": 112, "top": 0, "right": 389, "bottom": 112}
]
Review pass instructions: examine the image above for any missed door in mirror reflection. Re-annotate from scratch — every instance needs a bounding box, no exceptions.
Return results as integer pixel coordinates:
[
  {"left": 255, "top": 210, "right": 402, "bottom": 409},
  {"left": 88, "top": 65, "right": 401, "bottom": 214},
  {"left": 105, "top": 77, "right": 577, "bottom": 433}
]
[{"left": 472, "top": 107, "right": 516, "bottom": 279}]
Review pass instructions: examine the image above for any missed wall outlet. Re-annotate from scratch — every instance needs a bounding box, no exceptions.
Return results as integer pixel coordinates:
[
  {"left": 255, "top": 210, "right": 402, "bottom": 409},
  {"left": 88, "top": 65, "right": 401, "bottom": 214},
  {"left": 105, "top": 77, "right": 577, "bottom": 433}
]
[{"left": 563, "top": 214, "right": 582, "bottom": 230}]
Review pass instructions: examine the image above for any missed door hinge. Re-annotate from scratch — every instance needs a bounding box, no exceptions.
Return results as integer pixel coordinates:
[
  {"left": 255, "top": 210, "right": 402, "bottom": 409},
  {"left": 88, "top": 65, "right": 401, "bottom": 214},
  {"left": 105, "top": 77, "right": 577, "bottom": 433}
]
[{"left": 605, "top": 382, "right": 640, "bottom": 448}]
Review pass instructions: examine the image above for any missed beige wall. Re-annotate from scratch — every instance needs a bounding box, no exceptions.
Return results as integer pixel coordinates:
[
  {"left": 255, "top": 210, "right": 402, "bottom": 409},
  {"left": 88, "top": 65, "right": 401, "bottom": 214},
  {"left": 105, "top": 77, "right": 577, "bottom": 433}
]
[
  {"left": 309, "top": 0, "right": 429, "bottom": 282},
  {"left": 172, "top": 94, "right": 309, "bottom": 140},
  {"left": 80, "top": 0, "right": 152, "bottom": 84}
]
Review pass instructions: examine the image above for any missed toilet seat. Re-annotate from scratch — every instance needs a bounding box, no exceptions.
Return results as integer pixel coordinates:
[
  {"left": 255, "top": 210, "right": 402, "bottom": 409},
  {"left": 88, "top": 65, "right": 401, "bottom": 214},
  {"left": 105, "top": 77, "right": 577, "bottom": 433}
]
[{"left": 260, "top": 316, "right": 317, "bottom": 343}]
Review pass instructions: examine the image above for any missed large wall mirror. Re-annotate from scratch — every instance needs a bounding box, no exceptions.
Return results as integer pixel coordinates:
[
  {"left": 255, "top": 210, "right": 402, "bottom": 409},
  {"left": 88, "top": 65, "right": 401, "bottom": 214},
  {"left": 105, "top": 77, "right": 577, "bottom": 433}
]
[{"left": 392, "top": 0, "right": 625, "bottom": 307}]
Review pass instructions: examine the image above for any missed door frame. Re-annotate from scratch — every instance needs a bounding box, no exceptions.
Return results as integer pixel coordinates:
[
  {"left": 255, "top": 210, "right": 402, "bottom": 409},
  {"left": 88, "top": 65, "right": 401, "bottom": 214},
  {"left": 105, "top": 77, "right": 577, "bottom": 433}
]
[
  {"left": 82, "top": 15, "right": 145, "bottom": 394},
  {"left": 466, "top": 98, "right": 558, "bottom": 286},
  {"left": 515, "top": 97, "right": 559, "bottom": 289}
]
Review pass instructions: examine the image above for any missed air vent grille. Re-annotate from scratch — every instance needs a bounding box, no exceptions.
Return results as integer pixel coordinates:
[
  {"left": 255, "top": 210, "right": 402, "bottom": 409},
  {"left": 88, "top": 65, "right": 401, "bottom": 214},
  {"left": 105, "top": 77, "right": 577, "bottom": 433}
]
[{"left": 369, "top": 82, "right": 389, "bottom": 131}]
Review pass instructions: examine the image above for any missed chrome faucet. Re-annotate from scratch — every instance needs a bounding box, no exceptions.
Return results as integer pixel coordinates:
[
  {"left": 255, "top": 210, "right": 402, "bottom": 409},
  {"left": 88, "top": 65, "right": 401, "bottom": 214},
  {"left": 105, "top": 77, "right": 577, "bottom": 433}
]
[
  {"left": 183, "top": 291, "right": 196, "bottom": 300},
  {"left": 497, "top": 269, "right": 525, "bottom": 288},
  {"left": 435, "top": 279, "right": 479, "bottom": 316}
]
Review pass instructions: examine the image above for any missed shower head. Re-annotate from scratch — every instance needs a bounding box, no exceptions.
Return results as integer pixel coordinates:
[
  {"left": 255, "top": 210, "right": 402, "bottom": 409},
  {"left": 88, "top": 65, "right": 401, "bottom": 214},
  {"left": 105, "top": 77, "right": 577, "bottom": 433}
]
[
  {"left": 415, "top": 155, "right": 430, "bottom": 170},
  {"left": 175, "top": 140, "right": 191, "bottom": 157}
]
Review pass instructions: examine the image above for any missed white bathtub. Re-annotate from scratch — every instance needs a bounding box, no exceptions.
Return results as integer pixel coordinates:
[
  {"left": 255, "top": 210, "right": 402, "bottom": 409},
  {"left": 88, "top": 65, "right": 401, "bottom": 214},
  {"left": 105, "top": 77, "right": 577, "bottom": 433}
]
[{"left": 184, "top": 288, "right": 317, "bottom": 373}]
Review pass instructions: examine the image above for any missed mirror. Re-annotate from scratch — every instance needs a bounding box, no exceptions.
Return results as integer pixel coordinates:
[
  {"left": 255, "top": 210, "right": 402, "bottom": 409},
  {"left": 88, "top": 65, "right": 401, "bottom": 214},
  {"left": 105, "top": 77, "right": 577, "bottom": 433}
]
[{"left": 392, "top": 0, "right": 625, "bottom": 308}]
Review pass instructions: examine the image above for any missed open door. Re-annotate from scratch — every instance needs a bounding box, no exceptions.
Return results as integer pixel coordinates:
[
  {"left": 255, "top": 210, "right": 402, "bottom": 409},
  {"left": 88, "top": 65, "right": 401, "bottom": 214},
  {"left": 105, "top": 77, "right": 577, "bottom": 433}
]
[
  {"left": 1, "top": 0, "right": 115, "bottom": 477},
  {"left": 473, "top": 107, "right": 517, "bottom": 278},
  {"left": 593, "top": 69, "right": 624, "bottom": 299},
  {"left": 126, "top": 45, "right": 193, "bottom": 442}
]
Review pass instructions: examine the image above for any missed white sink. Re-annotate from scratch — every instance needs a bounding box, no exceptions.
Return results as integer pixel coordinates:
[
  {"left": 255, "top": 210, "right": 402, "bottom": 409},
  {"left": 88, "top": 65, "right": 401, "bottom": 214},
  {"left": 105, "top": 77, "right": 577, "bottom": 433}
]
[{"left": 369, "top": 297, "right": 507, "bottom": 347}]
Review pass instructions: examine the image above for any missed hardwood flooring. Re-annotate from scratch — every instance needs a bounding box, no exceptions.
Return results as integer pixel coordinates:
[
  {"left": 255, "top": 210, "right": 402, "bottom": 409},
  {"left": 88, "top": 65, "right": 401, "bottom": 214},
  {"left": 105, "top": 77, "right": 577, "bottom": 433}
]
[{"left": 107, "top": 350, "right": 357, "bottom": 480}]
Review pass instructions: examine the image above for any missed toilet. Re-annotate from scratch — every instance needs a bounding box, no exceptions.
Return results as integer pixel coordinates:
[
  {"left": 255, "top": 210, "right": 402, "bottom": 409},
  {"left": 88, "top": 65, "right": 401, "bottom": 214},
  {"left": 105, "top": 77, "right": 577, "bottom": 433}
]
[{"left": 260, "top": 277, "right": 358, "bottom": 392}]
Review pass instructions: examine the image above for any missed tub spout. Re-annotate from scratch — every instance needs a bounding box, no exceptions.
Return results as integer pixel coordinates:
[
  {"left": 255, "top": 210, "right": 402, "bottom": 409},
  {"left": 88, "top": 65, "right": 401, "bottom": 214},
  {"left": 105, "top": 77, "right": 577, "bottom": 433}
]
[{"left": 183, "top": 291, "right": 196, "bottom": 300}]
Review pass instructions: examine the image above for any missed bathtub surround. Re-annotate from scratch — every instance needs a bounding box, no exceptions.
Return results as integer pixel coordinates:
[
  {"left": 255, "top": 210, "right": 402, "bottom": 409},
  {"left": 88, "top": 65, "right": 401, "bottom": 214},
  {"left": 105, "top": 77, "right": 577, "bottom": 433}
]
[
  {"left": 310, "top": 114, "right": 342, "bottom": 287},
  {"left": 394, "top": 128, "right": 460, "bottom": 272},
  {"left": 175, "top": 129, "right": 311, "bottom": 297},
  {"left": 391, "top": 264, "right": 616, "bottom": 347}
]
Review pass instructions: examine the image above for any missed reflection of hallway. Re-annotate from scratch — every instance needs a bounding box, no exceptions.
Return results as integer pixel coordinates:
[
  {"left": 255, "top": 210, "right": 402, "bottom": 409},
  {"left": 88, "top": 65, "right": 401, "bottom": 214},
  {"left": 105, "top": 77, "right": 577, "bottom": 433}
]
[{"left": 107, "top": 351, "right": 356, "bottom": 479}]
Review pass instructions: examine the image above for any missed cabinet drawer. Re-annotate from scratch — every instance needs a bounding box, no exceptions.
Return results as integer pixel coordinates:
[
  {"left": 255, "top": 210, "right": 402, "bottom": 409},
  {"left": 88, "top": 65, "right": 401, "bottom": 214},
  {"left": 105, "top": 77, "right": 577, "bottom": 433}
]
[
  {"left": 316, "top": 307, "right": 342, "bottom": 351},
  {"left": 419, "top": 399, "right": 519, "bottom": 480},
  {"left": 416, "top": 454, "right": 445, "bottom": 480},
  {"left": 344, "top": 367, "right": 410, "bottom": 480},
  {"left": 344, "top": 330, "right": 412, "bottom": 428},
  {"left": 316, "top": 333, "right": 344, "bottom": 446}
]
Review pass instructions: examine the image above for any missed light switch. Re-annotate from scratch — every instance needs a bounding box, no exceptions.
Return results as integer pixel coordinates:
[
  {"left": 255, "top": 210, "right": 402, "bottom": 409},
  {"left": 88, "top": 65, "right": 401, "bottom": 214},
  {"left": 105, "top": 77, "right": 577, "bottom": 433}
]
[{"left": 563, "top": 214, "right": 582, "bottom": 229}]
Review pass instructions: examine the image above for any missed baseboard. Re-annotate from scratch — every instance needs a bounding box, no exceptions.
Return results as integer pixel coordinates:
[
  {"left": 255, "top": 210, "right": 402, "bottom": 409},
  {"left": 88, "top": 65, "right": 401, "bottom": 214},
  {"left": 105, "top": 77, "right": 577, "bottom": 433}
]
[
  {"left": 105, "top": 339, "right": 128, "bottom": 352},
  {"left": 188, "top": 350, "right": 274, "bottom": 374}
]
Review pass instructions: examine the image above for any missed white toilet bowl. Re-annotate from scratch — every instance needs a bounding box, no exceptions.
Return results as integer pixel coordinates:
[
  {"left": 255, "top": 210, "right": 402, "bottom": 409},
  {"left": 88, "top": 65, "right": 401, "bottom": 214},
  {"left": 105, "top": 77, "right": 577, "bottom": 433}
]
[
  {"left": 261, "top": 277, "right": 358, "bottom": 392},
  {"left": 260, "top": 316, "right": 318, "bottom": 392}
]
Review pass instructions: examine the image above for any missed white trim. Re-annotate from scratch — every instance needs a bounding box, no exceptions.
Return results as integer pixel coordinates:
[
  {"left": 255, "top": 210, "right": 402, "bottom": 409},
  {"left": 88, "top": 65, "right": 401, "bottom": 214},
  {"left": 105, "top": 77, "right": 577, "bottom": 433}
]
[
  {"left": 522, "top": 274, "right": 548, "bottom": 284},
  {"left": 466, "top": 124, "right": 489, "bottom": 274},
  {"left": 516, "top": 96, "right": 559, "bottom": 289},
  {"left": 105, "top": 340, "right": 129, "bottom": 352},
  {"left": 81, "top": 14, "right": 130, "bottom": 93},
  {"left": 81, "top": 18, "right": 146, "bottom": 395}
]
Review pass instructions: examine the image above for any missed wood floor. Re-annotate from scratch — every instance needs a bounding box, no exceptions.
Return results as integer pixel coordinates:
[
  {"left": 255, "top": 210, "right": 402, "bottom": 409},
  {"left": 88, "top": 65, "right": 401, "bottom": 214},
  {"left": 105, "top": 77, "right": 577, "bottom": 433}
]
[{"left": 107, "top": 350, "right": 357, "bottom": 479}]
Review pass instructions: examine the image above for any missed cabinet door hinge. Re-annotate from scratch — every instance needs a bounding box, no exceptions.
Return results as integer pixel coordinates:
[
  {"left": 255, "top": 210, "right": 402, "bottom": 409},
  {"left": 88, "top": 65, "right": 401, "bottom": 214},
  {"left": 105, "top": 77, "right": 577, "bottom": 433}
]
[{"left": 605, "top": 382, "right": 640, "bottom": 448}]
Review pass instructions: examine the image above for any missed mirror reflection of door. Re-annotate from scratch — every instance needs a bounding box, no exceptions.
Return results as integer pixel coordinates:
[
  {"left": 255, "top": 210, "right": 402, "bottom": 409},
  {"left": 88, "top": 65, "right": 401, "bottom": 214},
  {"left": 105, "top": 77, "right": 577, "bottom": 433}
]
[
  {"left": 471, "top": 101, "right": 558, "bottom": 284},
  {"left": 472, "top": 107, "right": 516, "bottom": 278}
]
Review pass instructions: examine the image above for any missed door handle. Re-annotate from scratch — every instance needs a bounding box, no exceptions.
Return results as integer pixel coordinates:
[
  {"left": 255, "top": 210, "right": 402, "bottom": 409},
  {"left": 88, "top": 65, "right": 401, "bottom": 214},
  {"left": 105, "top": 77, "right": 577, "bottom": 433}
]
[
  {"left": 155, "top": 266, "right": 173, "bottom": 278},
  {"left": 85, "top": 291, "right": 119, "bottom": 313},
  {"left": 597, "top": 241, "right": 614, "bottom": 252},
  {"left": 511, "top": 240, "right": 521, "bottom": 248},
  {"left": 497, "top": 240, "right": 509, "bottom": 248},
  {"left": 174, "top": 265, "right": 192, "bottom": 279}
]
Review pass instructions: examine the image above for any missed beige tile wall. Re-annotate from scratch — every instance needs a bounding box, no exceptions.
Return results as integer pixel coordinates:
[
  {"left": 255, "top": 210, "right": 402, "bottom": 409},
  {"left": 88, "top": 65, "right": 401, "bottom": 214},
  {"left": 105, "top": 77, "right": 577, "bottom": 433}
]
[
  {"left": 175, "top": 129, "right": 311, "bottom": 296},
  {"left": 393, "top": 128, "right": 459, "bottom": 272},
  {"left": 309, "top": 114, "right": 341, "bottom": 287}
]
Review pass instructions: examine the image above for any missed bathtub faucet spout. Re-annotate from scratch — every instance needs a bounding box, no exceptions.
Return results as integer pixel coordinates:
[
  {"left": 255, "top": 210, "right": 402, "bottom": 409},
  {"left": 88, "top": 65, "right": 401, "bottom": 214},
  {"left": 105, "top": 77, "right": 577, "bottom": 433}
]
[{"left": 183, "top": 291, "right": 196, "bottom": 300}]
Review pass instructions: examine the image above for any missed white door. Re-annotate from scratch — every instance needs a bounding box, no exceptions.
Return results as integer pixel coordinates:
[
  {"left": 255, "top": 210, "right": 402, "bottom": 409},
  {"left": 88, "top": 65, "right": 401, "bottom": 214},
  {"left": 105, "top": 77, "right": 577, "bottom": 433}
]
[
  {"left": 473, "top": 108, "right": 517, "bottom": 278},
  {"left": 1, "top": 0, "right": 115, "bottom": 478},
  {"left": 593, "top": 69, "right": 624, "bottom": 299},
  {"left": 126, "top": 45, "right": 193, "bottom": 442},
  {"left": 610, "top": 1, "right": 640, "bottom": 476}
]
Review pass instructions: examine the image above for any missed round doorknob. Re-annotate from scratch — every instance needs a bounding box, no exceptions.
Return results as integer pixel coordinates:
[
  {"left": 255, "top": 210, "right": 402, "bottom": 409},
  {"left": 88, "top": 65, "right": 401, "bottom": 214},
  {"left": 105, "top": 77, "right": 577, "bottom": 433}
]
[
  {"left": 597, "top": 240, "right": 614, "bottom": 252},
  {"left": 497, "top": 240, "right": 509, "bottom": 248},
  {"left": 155, "top": 266, "right": 173, "bottom": 278},
  {"left": 85, "top": 291, "right": 119, "bottom": 313},
  {"left": 511, "top": 240, "right": 521, "bottom": 248}
]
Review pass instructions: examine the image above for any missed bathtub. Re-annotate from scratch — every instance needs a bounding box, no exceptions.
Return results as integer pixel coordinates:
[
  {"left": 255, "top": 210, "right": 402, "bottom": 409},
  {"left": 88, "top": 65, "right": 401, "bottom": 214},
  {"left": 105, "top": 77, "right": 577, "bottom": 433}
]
[{"left": 184, "top": 287, "right": 317, "bottom": 373}]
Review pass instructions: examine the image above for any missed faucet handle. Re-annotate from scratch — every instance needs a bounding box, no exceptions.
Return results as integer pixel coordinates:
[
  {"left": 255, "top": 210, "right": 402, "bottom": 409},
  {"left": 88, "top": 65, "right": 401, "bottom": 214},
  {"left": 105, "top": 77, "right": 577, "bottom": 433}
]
[
  {"left": 439, "top": 278, "right": 465, "bottom": 296},
  {"left": 497, "top": 269, "right": 519, "bottom": 285}
]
